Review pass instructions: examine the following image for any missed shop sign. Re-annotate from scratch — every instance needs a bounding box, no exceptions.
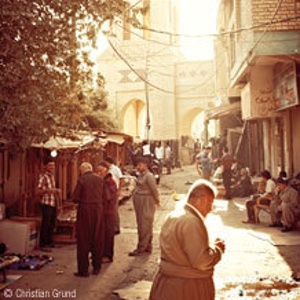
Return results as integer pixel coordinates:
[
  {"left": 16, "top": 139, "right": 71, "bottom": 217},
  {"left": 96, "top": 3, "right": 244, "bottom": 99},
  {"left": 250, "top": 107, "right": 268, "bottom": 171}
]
[
  {"left": 241, "top": 66, "right": 277, "bottom": 120},
  {"left": 274, "top": 62, "right": 299, "bottom": 110}
]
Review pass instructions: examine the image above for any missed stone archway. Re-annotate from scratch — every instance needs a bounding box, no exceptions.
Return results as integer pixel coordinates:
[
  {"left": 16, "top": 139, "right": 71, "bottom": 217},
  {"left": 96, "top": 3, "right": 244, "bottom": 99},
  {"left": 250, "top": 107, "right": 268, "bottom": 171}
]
[
  {"left": 179, "top": 107, "right": 205, "bottom": 138},
  {"left": 119, "top": 99, "right": 146, "bottom": 139},
  {"left": 178, "top": 107, "right": 207, "bottom": 164}
]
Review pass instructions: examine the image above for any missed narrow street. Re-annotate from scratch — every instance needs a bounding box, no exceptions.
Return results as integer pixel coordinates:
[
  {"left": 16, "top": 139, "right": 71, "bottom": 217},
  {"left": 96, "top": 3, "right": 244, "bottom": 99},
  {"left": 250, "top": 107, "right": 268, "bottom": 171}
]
[{"left": 2, "top": 165, "right": 300, "bottom": 300}]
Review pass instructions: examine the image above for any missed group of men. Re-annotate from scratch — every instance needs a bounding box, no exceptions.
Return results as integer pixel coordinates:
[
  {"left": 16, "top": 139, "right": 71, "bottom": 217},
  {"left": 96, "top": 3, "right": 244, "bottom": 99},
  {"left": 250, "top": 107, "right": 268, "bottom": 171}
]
[
  {"left": 131, "top": 140, "right": 173, "bottom": 175},
  {"left": 37, "top": 156, "right": 122, "bottom": 276},
  {"left": 242, "top": 169, "right": 300, "bottom": 232},
  {"left": 195, "top": 144, "right": 300, "bottom": 232},
  {"left": 36, "top": 154, "right": 161, "bottom": 277},
  {"left": 196, "top": 145, "right": 234, "bottom": 200},
  {"left": 37, "top": 153, "right": 224, "bottom": 299}
]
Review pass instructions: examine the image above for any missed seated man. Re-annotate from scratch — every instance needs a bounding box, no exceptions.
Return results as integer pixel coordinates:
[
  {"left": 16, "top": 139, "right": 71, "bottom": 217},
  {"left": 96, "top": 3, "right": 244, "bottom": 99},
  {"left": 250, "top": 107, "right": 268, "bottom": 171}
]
[
  {"left": 231, "top": 168, "right": 254, "bottom": 198},
  {"left": 242, "top": 170, "right": 276, "bottom": 224},
  {"left": 269, "top": 177, "right": 299, "bottom": 232}
]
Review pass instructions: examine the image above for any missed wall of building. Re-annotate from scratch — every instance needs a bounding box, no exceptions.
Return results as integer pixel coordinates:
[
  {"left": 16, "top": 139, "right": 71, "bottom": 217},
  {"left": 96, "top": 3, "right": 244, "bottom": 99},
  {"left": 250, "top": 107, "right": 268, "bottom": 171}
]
[
  {"left": 96, "top": 1, "right": 217, "bottom": 145},
  {"left": 215, "top": 0, "right": 300, "bottom": 176},
  {"left": 252, "top": 0, "right": 300, "bottom": 31},
  {"left": 0, "top": 151, "right": 26, "bottom": 217},
  {"left": 290, "top": 106, "right": 300, "bottom": 174}
]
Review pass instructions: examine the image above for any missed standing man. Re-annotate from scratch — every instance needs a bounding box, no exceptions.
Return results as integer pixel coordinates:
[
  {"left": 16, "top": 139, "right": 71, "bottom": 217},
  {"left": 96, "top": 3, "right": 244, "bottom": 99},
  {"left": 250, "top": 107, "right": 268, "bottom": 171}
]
[
  {"left": 164, "top": 142, "right": 172, "bottom": 175},
  {"left": 96, "top": 162, "right": 118, "bottom": 263},
  {"left": 154, "top": 141, "right": 164, "bottom": 174},
  {"left": 149, "top": 179, "right": 226, "bottom": 300},
  {"left": 193, "top": 138, "right": 202, "bottom": 162},
  {"left": 105, "top": 156, "right": 123, "bottom": 234},
  {"left": 36, "top": 160, "right": 60, "bottom": 252},
  {"left": 129, "top": 158, "right": 160, "bottom": 256},
  {"left": 195, "top": 146, "right": 212, "bottom": 180},
  {"left": 72, "top": 162, "right": 104, "bottom": 277},
  {"left": 219, "top": 147, "right": 235, "bottom": 199}
]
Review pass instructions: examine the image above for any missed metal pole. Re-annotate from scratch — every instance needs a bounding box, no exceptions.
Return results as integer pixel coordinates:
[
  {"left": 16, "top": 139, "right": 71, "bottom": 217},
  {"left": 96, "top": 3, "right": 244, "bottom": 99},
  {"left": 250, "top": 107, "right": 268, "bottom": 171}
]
[{"left": 145, "top": 48, "right": 151, "bottom": 142}]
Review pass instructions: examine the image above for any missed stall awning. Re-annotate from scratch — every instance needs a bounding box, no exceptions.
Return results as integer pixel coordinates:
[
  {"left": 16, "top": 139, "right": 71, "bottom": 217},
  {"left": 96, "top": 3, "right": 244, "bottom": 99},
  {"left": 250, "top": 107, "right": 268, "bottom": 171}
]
[
  {"left": 31, "top": 134, "right": 96, "bottom": 150},
  {"left": 31, "top": 131, "right": 130, "bottom": 150},
  {"left": 205, "top": 102, "right": 241, "bottom": 120}
]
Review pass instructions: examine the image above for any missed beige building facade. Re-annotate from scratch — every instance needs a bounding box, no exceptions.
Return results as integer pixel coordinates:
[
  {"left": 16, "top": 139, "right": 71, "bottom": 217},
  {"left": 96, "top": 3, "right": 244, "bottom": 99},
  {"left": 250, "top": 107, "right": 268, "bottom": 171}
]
[
  {"left": 96, "top": 0, "right": 216, "bottom": 160},
  {"left": 215, "top": 0, "right": 300, "bottom": 176}
]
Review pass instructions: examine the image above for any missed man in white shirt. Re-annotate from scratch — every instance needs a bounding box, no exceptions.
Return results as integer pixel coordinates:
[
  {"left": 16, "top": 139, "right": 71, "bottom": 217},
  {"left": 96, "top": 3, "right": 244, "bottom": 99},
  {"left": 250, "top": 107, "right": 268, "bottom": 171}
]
[
  {"left": 154, "top": 141, "right": 164, "bottom": 174},
  {"left": 242, "top": 170, "right": 275, "bottom": 224},
  {"left": 164, "top": 142, "right": 172, "bottom": 174}
]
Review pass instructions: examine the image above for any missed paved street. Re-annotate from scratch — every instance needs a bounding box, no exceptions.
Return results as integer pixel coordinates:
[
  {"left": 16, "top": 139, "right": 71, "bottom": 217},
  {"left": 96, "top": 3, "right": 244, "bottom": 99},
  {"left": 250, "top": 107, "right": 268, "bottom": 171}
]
[{"left": 1, "top": 165, "right": 300, "bottom": 299}]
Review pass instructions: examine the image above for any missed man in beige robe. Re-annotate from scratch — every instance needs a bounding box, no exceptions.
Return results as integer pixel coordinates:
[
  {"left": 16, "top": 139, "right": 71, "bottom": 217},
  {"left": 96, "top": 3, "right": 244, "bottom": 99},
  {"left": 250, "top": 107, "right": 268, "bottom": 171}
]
[
  {"left": 149, "top": 179, "right": 225, "bottom": 300},
  {"left": 129, "top": 158, "right": 160, "bottom": 256}
]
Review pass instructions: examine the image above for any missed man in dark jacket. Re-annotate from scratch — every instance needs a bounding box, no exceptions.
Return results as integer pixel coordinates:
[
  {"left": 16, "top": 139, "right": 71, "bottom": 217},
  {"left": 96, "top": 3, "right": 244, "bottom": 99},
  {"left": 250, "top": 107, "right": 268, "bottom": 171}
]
[
  {"left": 220, "top": 147, "right": 235, "bottom": 199},
  {"left": 72, "top": 162, "right": 104, "bottom": 277},
  {"left": 96, "top": 162, "right": 118, "bottom": 263}
]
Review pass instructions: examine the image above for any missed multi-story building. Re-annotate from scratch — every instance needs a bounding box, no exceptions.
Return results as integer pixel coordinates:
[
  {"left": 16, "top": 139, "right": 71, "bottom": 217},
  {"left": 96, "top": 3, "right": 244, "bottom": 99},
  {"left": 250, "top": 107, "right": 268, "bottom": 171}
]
[{"left": 215, "top": 0, "right": 300, "bottom": 176}]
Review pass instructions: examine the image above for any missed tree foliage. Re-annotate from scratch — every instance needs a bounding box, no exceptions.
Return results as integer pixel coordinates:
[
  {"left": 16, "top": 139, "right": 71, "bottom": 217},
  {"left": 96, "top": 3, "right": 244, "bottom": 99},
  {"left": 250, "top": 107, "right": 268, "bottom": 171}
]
[{"left": 0, "top": 0, "right": 131, "bottom": 152}]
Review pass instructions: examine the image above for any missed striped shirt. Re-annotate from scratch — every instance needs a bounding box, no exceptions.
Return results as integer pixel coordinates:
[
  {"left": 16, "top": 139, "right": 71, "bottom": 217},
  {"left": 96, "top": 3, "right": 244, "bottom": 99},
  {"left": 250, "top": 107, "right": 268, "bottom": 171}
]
[{"left": 38, "top": 172, "right": 56, "bottom": 207}]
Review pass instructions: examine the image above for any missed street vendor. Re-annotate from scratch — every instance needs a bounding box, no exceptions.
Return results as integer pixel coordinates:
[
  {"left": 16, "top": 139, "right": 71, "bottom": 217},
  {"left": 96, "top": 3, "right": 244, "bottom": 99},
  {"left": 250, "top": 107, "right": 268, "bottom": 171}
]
[{"left": 36, "top": 160, "right": 61, "bottom": 252}]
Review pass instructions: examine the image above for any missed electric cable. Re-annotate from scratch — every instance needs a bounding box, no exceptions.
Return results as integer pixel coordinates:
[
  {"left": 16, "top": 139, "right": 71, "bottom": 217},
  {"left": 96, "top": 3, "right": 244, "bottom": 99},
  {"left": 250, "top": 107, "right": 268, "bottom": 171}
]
[
  {"left": 106, "top": 32, "right": 230, "bottom": 96},
  {"left": 130, "top": 15, "right": 300, "bottom": 39},
  {"left": 123, "top": 0, "right": 143, "bottom": 13},
  {"left": 229, "top": 0, "right": 285, "bottom": 85},
  {"left": 108, "top": 37, "right": 174, "bottom": 94},
  {"left": 108, "top": 34, "right": 224, "bottom": 95}
]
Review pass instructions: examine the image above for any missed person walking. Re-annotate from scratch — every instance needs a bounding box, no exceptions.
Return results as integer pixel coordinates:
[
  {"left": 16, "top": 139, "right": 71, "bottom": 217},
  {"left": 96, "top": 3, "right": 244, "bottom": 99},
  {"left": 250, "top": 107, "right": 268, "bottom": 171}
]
[
  {"left": 129, "top": 157, "right": 160, "bottom": 256},
  {"left": 149, "top": 179, "right": 225, "bottom": 300},
  {"left": 72, "top": 162, "right": 104, "bottom": 277},
  {"left": 96, "top": 162, "right": 118, "bottom": 263},
  {"left": 105, "top": 156, "right": 123, "bottom": 234},
  {"left": 36, "top": 160, "right": 60, "bottom": 252}
]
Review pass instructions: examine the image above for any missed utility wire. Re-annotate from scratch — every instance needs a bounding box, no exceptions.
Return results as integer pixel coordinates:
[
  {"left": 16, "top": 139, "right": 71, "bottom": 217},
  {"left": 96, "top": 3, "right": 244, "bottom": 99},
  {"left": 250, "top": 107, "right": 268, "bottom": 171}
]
[
  {"left": 230, "top": 0, "right": 284, "bottom": 83},
  {"left": 107, "top": 27, "right": 232, "bottom": 96},
  {"left": 128, "top": 15, "right": 300, "bottom": 39},
  {"left": 251, "top": 0, "right": 284, "bottom": 54},
  {"left": 108, "top": 33, "right": 224, "bottom": 95},
  {"left": 123, "top": 0, "right": 143, "bottom": 13},
  {"left": 108, "top": 37, "right": 174, "bottom": 94},
  {"left": 107, "top": 1, "right": 290, "bottom": 97},
  {"left": 115, "top": 20, "right": 177, "bottom": 47}
]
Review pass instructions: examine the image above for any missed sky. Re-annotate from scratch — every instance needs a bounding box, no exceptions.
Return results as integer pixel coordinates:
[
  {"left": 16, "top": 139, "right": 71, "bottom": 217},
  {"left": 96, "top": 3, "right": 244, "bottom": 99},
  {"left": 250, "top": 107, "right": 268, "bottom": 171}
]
[
  {"left": 178, "top": 0, "right": 220, "bottom": 60},
  {"left": 90, "top": 0, "right": 220, "bottom": 62}
]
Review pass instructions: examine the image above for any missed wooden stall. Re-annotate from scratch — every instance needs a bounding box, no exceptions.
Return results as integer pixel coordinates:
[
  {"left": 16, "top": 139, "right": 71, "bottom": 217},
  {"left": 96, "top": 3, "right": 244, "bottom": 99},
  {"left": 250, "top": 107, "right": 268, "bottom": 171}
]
[{"left": 19, "top": 131, "right": 132, "bottom": 243}]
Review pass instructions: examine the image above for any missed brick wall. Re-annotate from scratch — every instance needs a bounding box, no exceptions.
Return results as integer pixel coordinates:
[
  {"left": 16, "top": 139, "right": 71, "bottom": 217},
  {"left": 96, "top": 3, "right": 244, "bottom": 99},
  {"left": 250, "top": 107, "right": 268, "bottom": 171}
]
[{"left": 252, "top": 0, "right": 300, "bottom": 31}]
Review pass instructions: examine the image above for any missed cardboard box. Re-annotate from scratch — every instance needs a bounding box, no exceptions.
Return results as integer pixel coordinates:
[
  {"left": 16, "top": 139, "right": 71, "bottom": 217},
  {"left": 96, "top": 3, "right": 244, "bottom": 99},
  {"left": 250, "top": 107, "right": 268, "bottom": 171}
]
[
  {"left": 0, "top": 219, "right": 38, "bottom": 255},
  {"left": 10, "top": 216, "right": 42, "bottom": 231}
]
